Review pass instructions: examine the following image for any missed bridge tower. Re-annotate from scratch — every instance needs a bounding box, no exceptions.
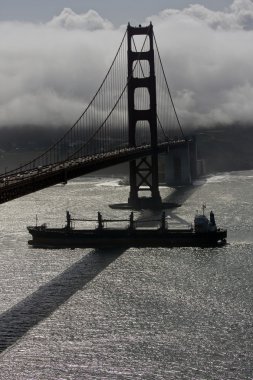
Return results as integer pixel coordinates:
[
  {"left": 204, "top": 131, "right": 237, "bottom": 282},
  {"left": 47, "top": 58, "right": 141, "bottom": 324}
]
[{"left": 127, "top": 23, "right": 162, "bottom": 208}]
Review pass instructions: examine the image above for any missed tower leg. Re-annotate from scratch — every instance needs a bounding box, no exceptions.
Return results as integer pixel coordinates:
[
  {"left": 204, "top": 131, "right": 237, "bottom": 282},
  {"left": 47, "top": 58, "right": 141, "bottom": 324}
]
[{"left": 127, "top": 23, "right": 161, "bottom": 208}]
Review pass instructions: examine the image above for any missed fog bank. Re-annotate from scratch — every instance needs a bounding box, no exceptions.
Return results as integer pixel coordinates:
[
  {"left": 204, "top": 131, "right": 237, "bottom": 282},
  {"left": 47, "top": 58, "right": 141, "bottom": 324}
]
[{"left": 0, "top": 0, "right": 253, "bottom": 128}]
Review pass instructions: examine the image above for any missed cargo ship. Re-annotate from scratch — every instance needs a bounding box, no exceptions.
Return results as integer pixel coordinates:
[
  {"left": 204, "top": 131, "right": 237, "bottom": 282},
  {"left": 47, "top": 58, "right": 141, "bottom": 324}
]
[{"left": 27, "top": 207, "right": 227, "bottom": 249}]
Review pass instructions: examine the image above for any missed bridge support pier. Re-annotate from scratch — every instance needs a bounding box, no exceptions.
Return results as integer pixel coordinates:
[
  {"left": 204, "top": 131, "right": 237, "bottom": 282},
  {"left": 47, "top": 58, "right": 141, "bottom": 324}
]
[
  {"left": 128, "top": 157, "right": 162, "bottom": 209},
  {"left": 165, "top": 139, "right": 198, "bottom": 186}
]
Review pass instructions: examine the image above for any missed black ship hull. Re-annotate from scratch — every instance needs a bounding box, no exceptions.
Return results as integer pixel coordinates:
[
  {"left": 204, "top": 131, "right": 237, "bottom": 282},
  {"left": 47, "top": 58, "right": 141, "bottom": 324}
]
[{"left": 27, "top": 226, "right": 227, "bottom": 249}]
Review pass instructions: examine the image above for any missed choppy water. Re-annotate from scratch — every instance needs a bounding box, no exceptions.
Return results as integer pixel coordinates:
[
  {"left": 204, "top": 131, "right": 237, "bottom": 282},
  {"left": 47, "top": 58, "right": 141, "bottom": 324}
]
[{"left": 0, "top": 171, "right": 252, "bottom": 379}]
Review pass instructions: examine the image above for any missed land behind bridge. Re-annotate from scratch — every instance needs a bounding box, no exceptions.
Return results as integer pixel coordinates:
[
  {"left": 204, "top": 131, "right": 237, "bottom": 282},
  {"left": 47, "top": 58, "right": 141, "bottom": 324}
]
[
  {"left": 0, "top": 124, "right": 252, "bottom": 175},
  {"left": 195, "top": 125, "right": 253, "bottom": 173}
]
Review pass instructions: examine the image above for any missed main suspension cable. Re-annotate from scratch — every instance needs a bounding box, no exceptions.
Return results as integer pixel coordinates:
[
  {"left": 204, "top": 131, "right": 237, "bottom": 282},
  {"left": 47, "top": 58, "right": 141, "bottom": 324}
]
[
  {"left": 1, "top": 29, "right": 128, "bottom": 177},
  {"left": 68, "top": 25, "right": 152, "bottom": 159},
  {"left": 154, "top": 33, "right": 186, "bottom": 139}
]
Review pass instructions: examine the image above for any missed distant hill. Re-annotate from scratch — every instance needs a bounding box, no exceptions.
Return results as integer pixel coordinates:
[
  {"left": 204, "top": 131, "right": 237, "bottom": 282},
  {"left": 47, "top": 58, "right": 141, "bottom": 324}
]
[{"left": 195, "top": 125, "right": 253, "bottom": 173}]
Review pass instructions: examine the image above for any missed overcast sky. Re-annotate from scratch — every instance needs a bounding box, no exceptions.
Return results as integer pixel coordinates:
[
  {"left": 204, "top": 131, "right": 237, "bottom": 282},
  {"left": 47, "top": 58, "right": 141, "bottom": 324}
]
[
  {"left": 0, "top": 0, "right": 253, "bottom": 129},
  {"left": 0, "top": 1, "right": 235, "bottom": 25}
]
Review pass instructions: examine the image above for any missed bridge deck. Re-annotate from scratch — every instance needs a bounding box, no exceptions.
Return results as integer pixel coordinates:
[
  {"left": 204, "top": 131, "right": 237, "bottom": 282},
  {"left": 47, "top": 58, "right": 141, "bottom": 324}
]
[{"left": 0, "top": 141, "right": 187, "bottom": 204}]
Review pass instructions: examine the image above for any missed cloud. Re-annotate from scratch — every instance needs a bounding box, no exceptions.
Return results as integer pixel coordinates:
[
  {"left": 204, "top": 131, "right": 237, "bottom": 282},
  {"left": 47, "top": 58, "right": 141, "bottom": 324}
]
[
  {"left": 0, "top": 1, "right": 253, "bottom": 130},
  {"left": 152, "top": 0, "right": 253, "bottom": 30},
  {"left": 48, "top": 8, "right": 113, "bottom": 31},
  {"left": 148, "top": 0, "right": 253, "bottom": 127},
  {"left": 0, "top": 12, "right": 121, "bottom": 127}
]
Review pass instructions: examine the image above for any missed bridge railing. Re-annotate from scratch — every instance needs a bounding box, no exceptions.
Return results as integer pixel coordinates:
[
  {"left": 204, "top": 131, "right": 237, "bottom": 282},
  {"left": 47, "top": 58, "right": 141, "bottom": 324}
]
[{"left": 0, "top": 139, "right": 190, "bottom": 190}]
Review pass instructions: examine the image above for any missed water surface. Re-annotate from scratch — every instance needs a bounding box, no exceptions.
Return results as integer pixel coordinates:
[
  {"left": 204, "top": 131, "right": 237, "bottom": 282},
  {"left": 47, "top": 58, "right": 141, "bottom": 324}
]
[{"left": 0, "top": 172, "right": 252, "bottom": 379}]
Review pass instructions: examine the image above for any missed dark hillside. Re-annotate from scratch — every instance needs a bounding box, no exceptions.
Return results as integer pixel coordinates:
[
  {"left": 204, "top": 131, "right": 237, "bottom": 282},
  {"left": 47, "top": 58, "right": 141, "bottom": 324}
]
[
  {"left": 196, "top": 126, "right": 253, "bottom": 173},
  {"left": 0, "top": 125, "right": 253, "bottom": 175}
]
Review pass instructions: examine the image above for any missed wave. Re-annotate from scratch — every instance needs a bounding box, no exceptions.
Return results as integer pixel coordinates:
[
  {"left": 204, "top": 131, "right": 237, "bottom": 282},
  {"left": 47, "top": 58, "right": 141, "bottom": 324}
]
[{"left": 194, "top": 170, "right": 253, "bottom": 185}]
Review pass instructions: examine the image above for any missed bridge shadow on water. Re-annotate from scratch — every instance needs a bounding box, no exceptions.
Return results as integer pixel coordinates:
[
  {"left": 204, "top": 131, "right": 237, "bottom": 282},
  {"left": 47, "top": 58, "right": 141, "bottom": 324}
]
[
  {"left": 163, "top": 184, "right": 200, "bottom": 207},
  {"left": 0, "top": 248, "right": 124, "bottom": 354},
  {"left": 0, "top": 185, "right": 204, "bottom": 354}
]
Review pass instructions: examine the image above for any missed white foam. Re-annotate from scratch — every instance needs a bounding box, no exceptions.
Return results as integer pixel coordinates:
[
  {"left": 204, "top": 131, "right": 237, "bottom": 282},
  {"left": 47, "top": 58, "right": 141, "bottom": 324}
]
[
  {"left": 194, "top": 171, "right": 253, "bottom": 185},
  {"left": 95, "top": 178, "right": 122, "bottom": 187}
]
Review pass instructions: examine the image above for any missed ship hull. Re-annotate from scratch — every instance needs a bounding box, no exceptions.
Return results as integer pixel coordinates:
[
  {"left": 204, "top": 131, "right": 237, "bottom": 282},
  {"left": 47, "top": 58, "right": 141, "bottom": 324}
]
[{"left": 27, "top": 227, "right": 227, "bottom": 249}]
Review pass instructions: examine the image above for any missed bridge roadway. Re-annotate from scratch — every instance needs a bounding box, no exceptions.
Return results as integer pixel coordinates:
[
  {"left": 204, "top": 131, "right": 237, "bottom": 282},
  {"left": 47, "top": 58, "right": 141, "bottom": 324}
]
[{"left": 0, "top": 140, "right": 187, "bottom": 204}]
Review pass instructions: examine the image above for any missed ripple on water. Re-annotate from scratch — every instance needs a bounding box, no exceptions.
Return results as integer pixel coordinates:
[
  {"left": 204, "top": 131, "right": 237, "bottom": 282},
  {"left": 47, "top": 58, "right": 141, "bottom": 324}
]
[{"left": 0, "top": 174, "right": 252, "bottom": 379}]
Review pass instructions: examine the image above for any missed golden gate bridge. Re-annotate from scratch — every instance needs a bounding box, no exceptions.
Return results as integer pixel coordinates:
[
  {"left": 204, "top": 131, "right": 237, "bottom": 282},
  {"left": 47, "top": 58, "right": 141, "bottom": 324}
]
[{"left": 0, "top": 23, "right": 195, "bottom": 207}]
